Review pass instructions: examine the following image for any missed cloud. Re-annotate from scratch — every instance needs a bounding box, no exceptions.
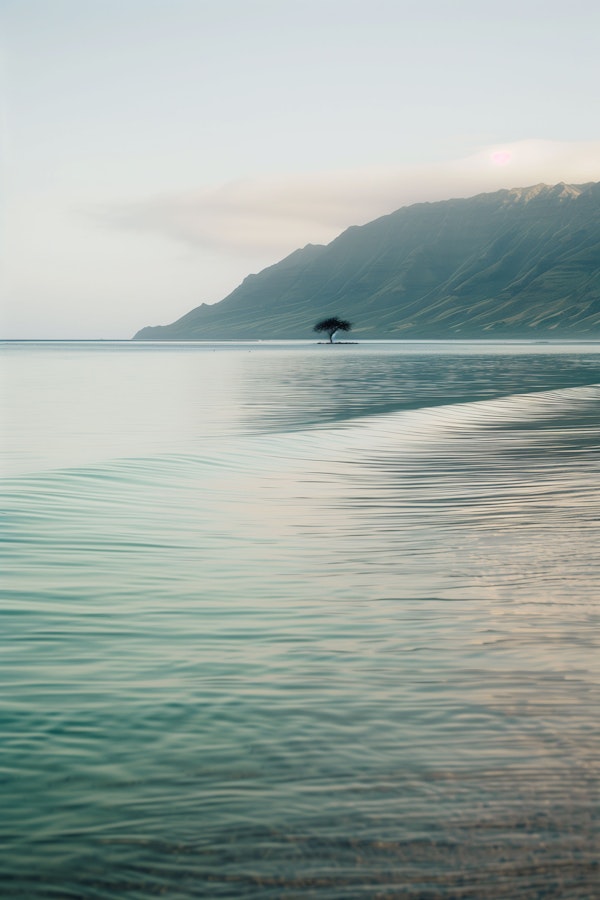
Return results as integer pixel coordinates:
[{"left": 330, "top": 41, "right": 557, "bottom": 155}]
[{"left": 91, "top": 140, "right": 600, "bottom": 258}]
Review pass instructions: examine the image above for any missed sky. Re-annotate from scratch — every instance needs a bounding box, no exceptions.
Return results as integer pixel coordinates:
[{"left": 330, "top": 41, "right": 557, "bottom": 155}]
[{"left": 1, "top": 0, "right": 600, "bottom": 339}]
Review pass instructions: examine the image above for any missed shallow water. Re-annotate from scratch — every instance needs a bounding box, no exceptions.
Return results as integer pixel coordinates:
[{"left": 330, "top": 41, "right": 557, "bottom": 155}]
[{"left": 1, "top": 341, "right": 599, "bottom": 898}]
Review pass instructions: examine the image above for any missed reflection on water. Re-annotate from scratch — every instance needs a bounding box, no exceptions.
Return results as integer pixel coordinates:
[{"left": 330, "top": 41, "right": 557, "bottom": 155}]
[
  {"left": 1, "top": 341, "right": 599, "bottom": 898},
  {"left": 235, "top": 343, "right": 600, "bottom": 432},
  {"left": 1, "top": 340, "right": 599, "bottom": 475}
]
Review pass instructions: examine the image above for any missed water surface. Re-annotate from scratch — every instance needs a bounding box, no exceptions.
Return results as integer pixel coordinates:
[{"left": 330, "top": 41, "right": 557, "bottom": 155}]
[{"left": 1, "top": 341, "right": 599, "bottom": 898}]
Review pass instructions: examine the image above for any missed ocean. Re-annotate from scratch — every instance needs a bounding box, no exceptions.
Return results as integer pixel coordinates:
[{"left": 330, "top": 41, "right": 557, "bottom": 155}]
[{"left": 1, "top": 340, "right": 599, "bottom": 898}]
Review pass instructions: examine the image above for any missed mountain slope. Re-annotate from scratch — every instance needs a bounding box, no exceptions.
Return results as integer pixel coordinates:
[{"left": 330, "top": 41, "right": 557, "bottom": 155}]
[{"left": 133, "top": 182, "right": 600, "bottom": 340}]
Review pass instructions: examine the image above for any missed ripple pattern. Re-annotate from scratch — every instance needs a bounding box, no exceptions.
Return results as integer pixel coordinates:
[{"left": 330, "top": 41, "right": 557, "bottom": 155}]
[{"left": 1, "top": 344, "right": 599, "bottom": 898}]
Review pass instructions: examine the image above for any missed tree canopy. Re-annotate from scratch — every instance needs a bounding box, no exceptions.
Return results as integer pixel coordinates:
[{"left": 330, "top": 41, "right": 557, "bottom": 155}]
[{"left": 313, "top": 317, "right": 352, "bottom": 343}]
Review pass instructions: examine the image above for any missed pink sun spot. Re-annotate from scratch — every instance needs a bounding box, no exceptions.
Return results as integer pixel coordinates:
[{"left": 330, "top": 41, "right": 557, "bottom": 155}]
[{"left": 490, "top": 150, "right": 512, "bottom": 166}]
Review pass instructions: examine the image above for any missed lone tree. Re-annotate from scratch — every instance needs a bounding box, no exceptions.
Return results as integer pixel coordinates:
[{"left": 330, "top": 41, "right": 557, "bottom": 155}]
[{"left": 313, "top": 316, "right": 352, "bottom": 343}]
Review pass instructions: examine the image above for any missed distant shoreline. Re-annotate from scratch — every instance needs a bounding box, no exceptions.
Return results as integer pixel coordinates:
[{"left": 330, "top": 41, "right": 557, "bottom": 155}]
[{"left": 3, "top": 338, "right": 600, "bottom": 345}]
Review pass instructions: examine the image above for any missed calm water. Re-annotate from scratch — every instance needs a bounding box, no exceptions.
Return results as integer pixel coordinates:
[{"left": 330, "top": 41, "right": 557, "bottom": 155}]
[{"left": 1, "top": 341, "right": 599, "bottom": 899}]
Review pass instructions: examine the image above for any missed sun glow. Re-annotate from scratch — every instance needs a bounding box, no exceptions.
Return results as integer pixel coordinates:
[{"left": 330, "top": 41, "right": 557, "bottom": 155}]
[{"left": 490, "top": 150, "right": 513, "bottom": 166}]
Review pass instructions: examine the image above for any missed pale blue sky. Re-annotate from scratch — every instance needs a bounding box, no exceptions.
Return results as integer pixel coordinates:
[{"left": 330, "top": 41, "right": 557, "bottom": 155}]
[{"left": 2, "top": 0, "right": 600, "bottom": 337}]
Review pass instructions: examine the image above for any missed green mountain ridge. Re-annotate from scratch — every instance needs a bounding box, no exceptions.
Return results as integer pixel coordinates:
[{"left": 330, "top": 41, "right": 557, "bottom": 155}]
[{"left": 133, "top": 181, "right": 600, "bottom": 340}]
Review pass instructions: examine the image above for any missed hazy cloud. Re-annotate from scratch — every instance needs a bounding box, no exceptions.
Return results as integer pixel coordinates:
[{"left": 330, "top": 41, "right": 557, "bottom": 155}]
[{"left": 93, "top": 140, "right": 600, "bottom": 258}]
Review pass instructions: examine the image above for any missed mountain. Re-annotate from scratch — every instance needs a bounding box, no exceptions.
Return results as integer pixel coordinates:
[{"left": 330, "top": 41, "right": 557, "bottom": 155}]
[{"left": 133, "top": 182, "right": 600, "bottom": 340}]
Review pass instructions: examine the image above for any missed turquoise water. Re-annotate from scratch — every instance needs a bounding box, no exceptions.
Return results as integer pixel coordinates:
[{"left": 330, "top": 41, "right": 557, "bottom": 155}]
[{"left": 1, "top": 341, "right": 599, "bottom": 898}]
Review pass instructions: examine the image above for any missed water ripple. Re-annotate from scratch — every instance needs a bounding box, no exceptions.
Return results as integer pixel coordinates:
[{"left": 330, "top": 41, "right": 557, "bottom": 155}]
[{"left": 1, "top": 352, "right": 599, "bottom": 898}]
